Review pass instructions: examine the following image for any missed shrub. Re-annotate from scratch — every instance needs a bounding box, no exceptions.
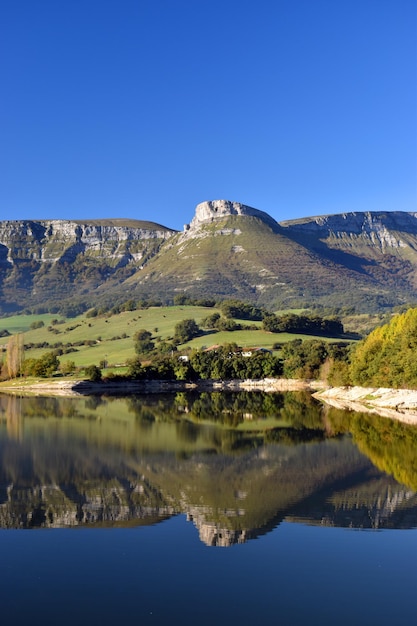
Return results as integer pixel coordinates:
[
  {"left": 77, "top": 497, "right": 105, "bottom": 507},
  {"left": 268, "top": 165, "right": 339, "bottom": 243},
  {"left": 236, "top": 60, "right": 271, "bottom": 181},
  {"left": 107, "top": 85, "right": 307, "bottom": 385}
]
[
  {"left": 84, "top": 365, "right": 102, "bottom": 382},
  {"left": 30, "top": 320, "right": 45, "bottom": 330}
]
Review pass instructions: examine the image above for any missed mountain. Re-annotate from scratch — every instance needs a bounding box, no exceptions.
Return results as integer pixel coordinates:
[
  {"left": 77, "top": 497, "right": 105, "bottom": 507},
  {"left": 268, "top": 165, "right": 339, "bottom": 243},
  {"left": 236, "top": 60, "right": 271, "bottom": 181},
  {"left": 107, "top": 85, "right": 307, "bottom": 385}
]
[
  {"left": 1, "top": 391, "right": 416, "bottom": 538},
  {"left": 0, "top": 218, "right": 175, "bottom": 314},
  {"left": 1, "top": 200, "right": 417, "bottom": 314}
]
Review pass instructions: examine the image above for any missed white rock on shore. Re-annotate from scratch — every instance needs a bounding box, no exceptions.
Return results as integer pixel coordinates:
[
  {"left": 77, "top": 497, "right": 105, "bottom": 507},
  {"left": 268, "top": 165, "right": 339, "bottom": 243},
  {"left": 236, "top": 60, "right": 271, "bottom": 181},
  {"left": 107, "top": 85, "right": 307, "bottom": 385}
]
[
  {"left": 314, "top": 386, "right": 417, "bottom": 425},
  {"left": 3, "top": 379, "right": 417, "bottom": 427}
]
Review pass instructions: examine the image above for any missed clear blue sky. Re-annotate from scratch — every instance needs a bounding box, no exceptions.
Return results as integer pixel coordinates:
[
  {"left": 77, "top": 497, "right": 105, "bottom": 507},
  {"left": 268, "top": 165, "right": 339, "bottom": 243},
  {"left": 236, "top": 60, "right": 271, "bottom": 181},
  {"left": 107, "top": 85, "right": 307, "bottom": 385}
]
[{"left": 1, "top": 0, "right": 416, "bottom": 230}]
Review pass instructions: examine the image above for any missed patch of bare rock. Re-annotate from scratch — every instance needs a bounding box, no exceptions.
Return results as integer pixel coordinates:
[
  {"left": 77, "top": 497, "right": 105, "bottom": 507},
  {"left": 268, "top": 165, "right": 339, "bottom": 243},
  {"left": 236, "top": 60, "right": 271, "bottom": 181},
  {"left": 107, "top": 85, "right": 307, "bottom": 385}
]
[{"left": 314, "top": 386, "right": 417, "bottom": 425}]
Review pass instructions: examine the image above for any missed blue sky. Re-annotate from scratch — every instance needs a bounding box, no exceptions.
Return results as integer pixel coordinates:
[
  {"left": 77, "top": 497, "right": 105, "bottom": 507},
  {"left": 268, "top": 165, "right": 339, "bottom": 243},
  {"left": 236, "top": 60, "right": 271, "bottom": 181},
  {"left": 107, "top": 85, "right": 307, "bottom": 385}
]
[{"left": 1, "top": 0, "right": 416, "bottom": 230}]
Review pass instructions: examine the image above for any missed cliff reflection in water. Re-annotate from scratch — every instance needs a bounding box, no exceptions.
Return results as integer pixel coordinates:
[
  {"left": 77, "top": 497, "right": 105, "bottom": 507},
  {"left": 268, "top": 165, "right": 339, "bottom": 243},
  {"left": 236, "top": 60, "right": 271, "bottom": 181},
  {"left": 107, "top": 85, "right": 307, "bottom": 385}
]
[{"left": 0, "top": 391, "right": 416, "bottom": 545}]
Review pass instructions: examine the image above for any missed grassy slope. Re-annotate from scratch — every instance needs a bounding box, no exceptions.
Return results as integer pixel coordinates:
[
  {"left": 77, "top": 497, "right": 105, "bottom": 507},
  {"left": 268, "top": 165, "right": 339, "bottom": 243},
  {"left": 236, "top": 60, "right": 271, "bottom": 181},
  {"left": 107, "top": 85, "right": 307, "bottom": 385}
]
[
  {"left": 126, "top": 215, "right": 388, "bottom": 309},
  {"left": 0, "top": 314, "right": 60, "bottom": 334},
  {"left": 0, "top": 306, "right": 350, "bottom": 369},
  {"left": 124, "top": 216, "right": 314, "bottom": 300}
]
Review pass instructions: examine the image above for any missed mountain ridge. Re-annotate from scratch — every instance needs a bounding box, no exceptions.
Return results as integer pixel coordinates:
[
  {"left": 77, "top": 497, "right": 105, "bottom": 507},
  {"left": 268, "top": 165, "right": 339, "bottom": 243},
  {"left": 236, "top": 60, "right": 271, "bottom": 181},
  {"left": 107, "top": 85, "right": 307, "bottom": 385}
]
[{"left": 1, "top": 200, "right": 417, "bottom": 314}]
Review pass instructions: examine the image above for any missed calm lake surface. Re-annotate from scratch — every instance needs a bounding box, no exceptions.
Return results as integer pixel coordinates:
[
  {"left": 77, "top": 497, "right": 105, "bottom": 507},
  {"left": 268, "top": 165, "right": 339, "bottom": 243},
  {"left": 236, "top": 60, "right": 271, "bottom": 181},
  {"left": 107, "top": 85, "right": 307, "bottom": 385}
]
[{"left": 0, "top": 390, "right": 416, "bottom": 626}]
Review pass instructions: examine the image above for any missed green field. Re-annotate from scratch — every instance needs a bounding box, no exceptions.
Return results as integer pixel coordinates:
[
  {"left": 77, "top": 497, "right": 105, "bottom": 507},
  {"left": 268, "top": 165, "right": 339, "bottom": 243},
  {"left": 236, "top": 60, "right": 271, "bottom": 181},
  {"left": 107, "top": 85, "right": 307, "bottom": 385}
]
[
  {"left": 0, "top": 306, "right": 350, "bottom": 369},
  {"left": 0, "top": 314, "right": 60, "bottom": 334}
]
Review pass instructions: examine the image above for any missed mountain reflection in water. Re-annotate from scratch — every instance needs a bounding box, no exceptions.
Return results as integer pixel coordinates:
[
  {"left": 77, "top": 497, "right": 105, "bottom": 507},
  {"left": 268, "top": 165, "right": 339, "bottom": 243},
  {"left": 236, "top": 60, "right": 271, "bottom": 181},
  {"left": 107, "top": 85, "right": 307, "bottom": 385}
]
[{"left": 0, "top": 391, "right": 416, "bottom": 546}]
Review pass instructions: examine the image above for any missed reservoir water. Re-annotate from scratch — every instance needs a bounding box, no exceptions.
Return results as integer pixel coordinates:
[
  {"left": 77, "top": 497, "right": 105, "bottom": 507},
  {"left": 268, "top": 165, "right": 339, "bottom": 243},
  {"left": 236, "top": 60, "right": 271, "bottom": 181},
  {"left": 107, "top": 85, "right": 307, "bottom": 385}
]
[{"left": 0, "top": 391, "right": 416, "bottom": 625}]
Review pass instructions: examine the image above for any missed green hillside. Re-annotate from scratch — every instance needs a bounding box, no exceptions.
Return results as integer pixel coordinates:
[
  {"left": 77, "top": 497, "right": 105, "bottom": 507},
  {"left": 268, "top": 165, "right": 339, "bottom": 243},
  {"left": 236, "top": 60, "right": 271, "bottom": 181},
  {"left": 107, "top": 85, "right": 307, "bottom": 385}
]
[
  {"left": 125, "top": 214, "right": 376, "bottom": 310},
  {"left": 0, "top": 304, "right": 349, "bottom": 374}
]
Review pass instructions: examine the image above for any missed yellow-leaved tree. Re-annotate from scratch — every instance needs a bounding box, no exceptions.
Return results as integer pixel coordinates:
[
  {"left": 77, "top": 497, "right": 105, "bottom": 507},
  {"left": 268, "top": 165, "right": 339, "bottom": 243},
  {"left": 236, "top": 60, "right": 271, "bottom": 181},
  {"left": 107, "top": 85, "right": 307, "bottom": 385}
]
[
  {"left": 350, "top": 308, "right": 417, "bottom": 388},
  {"left": 5, "top": 333, "right": 24, "bottom": 379}
]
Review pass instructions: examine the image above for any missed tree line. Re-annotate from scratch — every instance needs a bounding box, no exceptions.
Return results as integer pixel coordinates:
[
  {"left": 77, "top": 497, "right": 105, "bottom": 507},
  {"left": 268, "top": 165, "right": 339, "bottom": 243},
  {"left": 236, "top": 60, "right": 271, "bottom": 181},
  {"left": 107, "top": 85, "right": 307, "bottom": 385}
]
[
  {"left": 3, "top": 303, "right": 417, "bottom": 390},
  {"left": 126, "top": 307, "right": 417, "bottom": 388}
]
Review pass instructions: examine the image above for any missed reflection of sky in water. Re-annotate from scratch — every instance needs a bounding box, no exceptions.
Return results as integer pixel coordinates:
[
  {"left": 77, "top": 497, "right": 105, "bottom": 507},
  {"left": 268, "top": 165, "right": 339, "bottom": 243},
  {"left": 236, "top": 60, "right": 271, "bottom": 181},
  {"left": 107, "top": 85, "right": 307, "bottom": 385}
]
[
  {"left": 0, "top": 392, "right": 416, "bottom": 624},
  {"left": 0, "top": 519, "right": 416, "bottom": 626}
]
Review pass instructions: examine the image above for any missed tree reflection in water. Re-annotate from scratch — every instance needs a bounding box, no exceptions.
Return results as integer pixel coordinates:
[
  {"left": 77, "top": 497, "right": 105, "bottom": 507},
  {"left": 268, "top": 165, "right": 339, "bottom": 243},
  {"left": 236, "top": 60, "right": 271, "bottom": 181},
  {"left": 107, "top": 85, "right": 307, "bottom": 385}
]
[{"left": 0, "top": 391, "right": 416, "bottom": 543}]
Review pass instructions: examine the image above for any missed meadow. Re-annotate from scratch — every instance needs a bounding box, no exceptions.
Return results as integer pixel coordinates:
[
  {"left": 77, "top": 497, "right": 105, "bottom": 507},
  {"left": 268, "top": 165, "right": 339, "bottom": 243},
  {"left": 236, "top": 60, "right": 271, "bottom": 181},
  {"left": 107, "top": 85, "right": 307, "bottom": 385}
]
[{"left": 0, "top": 305, "right": 351, "bottom": 371}]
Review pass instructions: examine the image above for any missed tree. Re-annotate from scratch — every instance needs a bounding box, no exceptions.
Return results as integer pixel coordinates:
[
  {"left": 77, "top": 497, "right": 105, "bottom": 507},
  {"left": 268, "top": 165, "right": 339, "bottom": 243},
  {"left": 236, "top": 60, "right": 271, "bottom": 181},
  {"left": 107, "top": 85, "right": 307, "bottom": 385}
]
[
  {"left": 155, "top": 340, "right": 177, "bottom": 354},
  {"left": 216, "top": 317, "right": 241, "bottom": 331},
  {"left": 262, "top": 314, "right": 280, "bottom": 333},
  {"left": 201, "top": 312, "right": 240, "bottom": 331},
  {"left": 127, "top": 356, "right": 144, "bottom": 379},
  {"left": 173, "top": 359, "right": 196, "bottom": 381},
  {"left": 219, "top": 299, "right": 264, "bottom": 320},
  {"left": 134, "top": 329, "right": 152, "bottom": 341},
  {"left": 134, "top": 329, "right": 155, "bottom": 354},
  {"left": 326, "top": 359, "right": 351, "bottom": 386},
  {"left": 84, "top": 365, "right": 102, "bottom": 382},
  {"left": 190, "top": 349, "right": 217, "bottom": 379},
  {"left": 173, "top": 294, "right": 191, "bottom": 306},
  {"left": 173, "top": 319, "right": 201, "bottom": 344},
  {"left": 25, "top": 351, "right": 60, "bottom": 377},
  {"left": 263, "top": 313, "right": 344, "bottom": 336},
  {"left": 201, "top": 312, "right": 221, "bottom": 329},
  {"left": 6, "top": 334, "right": 24, "bottom": 379},
  {"left": 121, "top": 299, "right": 137, "bottom": 311},
  {"left": 60, "top": 360, "right": 76, "bottom": 375},
  {"left": 153, "top": 357, "right": 175, "bottom": 379},
  {"left": 281, "top": 340, "right": 329, "bottom": 379},
  {"left": 350, "top": 307, "right": 417, "bottom": 388}
]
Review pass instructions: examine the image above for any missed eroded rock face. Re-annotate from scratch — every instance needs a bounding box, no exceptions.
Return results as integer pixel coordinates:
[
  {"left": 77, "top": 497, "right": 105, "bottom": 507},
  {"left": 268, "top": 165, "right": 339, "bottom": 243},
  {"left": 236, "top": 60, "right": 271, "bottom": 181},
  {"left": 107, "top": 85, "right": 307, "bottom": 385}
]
[
  {"left": 0, "top": 219, "right": 176, "bottom": 264},
  {"left": 0, "top": 218, "right": 178, "bottom": 310},
  {"left": 1, "top": 203, "right": 417, "bottom": 313},
  {"left": 187, "top": 200, "right": 279, "bottom": 230},
  {"left": 281, "top": 211, "right": 417, "bottom": 251},
  {"left": 0, "top": 480, "right": 175, "bottom": 529}
]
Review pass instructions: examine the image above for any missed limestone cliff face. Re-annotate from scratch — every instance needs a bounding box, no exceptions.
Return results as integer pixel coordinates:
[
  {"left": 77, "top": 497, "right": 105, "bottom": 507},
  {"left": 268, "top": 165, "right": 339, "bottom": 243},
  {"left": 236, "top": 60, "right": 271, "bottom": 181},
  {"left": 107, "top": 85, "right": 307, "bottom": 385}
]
[
  {"left": 186, "top": 199, "right": 279, "bottom": 231},
  {"left": 1, "top": 479, "right": 414, "bottom": 534},
  {"left": 280, "top": 211, "right": 417, "bottom": 251},
  {"left": 185, "top": 509, "right": 251, "bottom": 547},
  {"left": 0, "top": 481, "right": 175, "bottom": 529},
  {"left": 0, "top": 218, "right": 178, "bottom": 310},
  {"left": 0, "top": 219, "right": 176, "bottom": 265},
  {"left": 1, "top": 202, "right": 417, "bottom": 313}
]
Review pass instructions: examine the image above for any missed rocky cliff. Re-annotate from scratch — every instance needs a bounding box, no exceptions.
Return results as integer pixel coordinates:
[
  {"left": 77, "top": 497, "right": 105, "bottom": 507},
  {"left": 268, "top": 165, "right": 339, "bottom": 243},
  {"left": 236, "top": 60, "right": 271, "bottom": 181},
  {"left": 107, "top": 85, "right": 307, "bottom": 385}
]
[
  {"left": 0, "top": 218, "right": 176, "bottom": 313},
  {"left": 1, "top": 202, "right": 417, "bottom": 313},
  {"left": 1, "top": 459, "right": 414, "bottom": 537},
  {"left": 0, "top": 218, "right": 175, "bottom": 265},
  {"left": 281, "top": 211, "right": 417, "bottom": 253},
  {"left": 186, "top": 199, "right": 279, "bottom": 231}
]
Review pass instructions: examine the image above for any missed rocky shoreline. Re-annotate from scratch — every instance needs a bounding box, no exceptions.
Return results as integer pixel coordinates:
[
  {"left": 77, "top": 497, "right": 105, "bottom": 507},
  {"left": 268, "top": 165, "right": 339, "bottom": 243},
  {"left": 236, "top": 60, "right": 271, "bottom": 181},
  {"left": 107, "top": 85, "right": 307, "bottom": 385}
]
[
  {"left": 314, "top": 386, "right": 417, "bottom": 425},
  {"left": 1, "top": 378, "right": 417, "bottom": 425},
  {"left": 0, "top": 377, "right": 321, "bottom": 397}
]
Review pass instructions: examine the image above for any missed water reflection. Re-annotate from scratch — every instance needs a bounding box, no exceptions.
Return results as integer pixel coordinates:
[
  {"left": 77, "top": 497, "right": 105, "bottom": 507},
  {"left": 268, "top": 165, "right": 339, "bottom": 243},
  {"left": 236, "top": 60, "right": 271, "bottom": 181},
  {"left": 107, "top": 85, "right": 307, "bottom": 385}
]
[{"left": 0, "top": 391, "right": 416, "bottom": 544}]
